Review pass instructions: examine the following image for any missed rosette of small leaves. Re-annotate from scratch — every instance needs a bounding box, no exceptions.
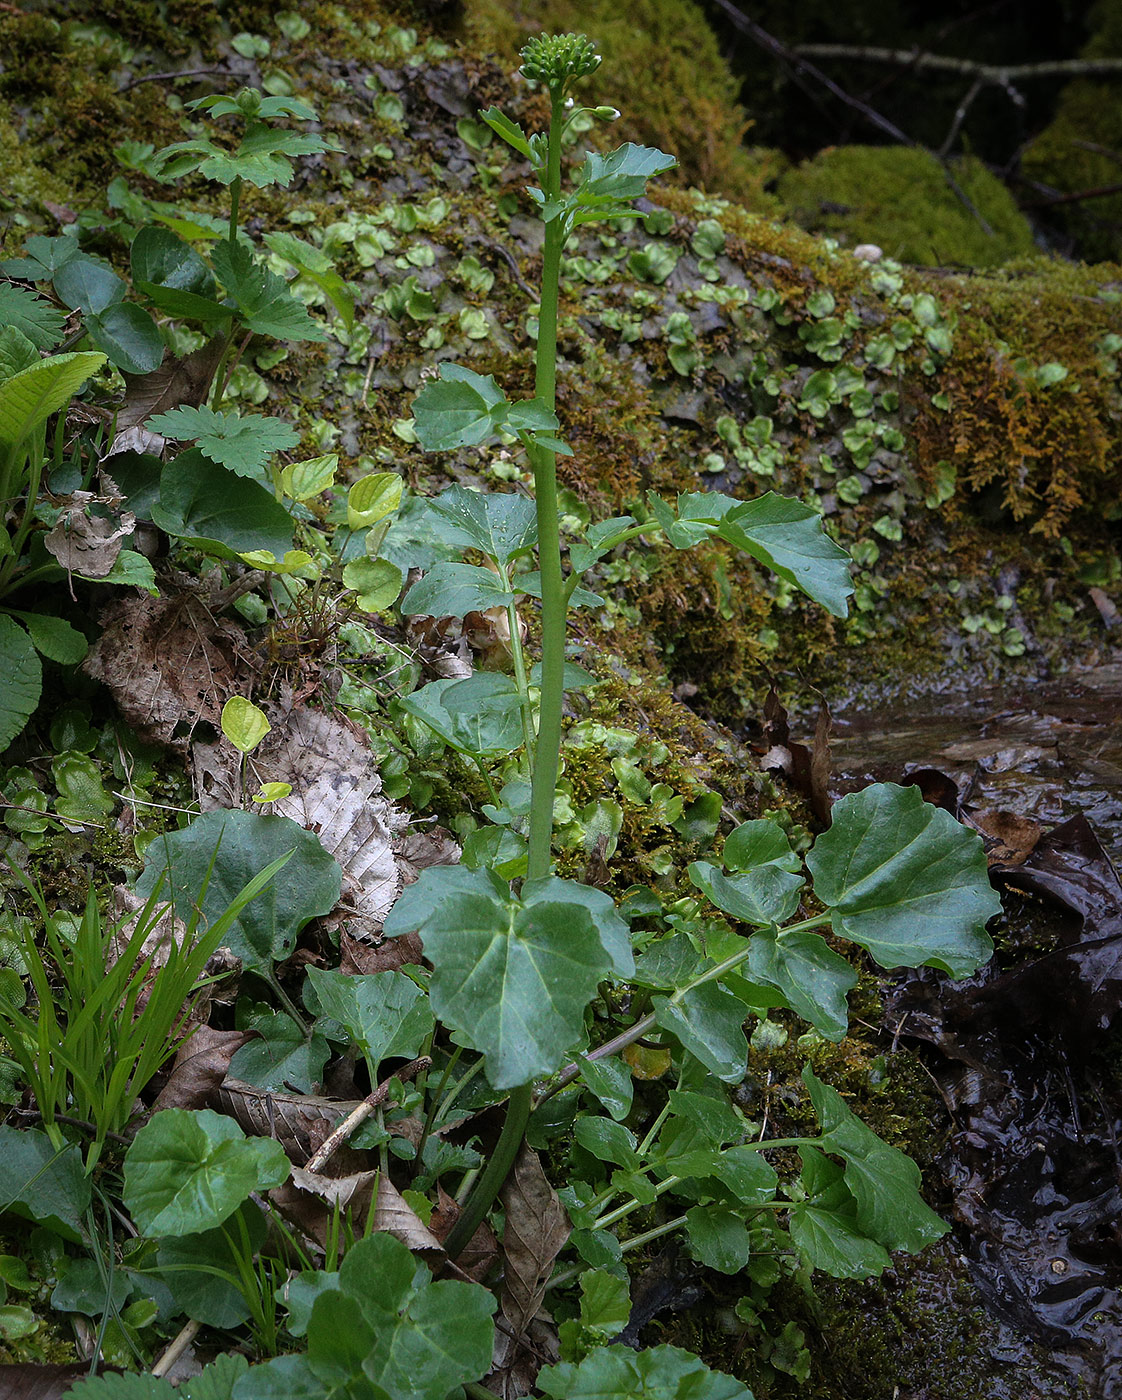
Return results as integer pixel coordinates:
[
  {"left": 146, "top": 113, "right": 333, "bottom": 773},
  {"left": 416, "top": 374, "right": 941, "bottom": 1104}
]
[
  {"left": 152, "top": 89, "right": 340, "bottom": 189},
  {"left": 519, "top": 32, "right": 601, "bottom": 93}
]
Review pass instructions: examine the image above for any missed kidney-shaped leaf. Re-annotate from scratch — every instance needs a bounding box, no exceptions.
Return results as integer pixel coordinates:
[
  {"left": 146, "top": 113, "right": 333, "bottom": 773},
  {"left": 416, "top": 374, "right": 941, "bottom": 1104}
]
[
  {"left": 806, "top": 782, "right": 999, "bottom": 976},
  {"left": 538, "top": 1343, "right": 751, "bottom": 1400},
  {"left": 340, "top": 1233, "right": 495, "bottom": 1400},
  {"left": 123, "top": 1109, "right": 289, "bottom": 1237},
  {"left": 136, "top": 809, "right": 341, "bottom": 973}
]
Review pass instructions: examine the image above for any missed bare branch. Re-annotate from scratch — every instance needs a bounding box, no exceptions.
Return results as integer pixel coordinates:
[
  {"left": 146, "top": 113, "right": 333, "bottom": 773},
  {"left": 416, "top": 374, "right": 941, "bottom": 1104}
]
[
  {"left": 792, "top": 46, "right": 1122, "bottom": 83},
  {"left": 708, "top": 0, "right": 995, "bottom": 235}
]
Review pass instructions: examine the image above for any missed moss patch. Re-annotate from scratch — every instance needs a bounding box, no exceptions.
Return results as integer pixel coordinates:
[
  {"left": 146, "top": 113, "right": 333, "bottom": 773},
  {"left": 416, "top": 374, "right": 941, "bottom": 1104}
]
[{"left": 777, "top": 146, "right": 1037, "bottom": 267}]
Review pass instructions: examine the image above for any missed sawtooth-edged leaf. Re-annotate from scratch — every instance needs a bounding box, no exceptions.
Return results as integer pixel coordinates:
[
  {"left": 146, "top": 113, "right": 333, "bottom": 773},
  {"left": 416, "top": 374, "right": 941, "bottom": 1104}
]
[
  {"left": 0, "top": 350, "right": 106, "bottom": 449},
  {"left": 147, "top": 406, "right": 298, "bottom": 478},
  {"left": 210, "top": 238, "right": 326, "bottom": 342},
  {"left": 806, "top": 782, "right": 999, "bottom": 976},
  {"left": 263, "top": 230, "right": 354, "bottom": 328},
  {"left": 0, "top": 284, "right": 65, "bottom": 350}
]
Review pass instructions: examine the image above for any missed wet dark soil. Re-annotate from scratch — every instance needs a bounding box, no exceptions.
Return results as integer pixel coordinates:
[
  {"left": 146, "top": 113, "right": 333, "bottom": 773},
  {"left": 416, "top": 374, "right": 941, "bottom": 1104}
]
[{"left": 816, "top": 660, "right": 1122, "bottom": 1398}]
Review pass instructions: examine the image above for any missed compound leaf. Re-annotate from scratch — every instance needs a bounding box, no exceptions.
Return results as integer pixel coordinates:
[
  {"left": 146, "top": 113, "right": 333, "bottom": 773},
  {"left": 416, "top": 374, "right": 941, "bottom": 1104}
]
[{"left": 148, "top": 407, "right": 298, "bottom": 479}]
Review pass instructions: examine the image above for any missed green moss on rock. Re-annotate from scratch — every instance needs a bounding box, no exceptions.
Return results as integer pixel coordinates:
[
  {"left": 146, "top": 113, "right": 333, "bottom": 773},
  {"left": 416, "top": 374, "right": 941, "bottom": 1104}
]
[{"left": 777, "top": 145, "right": 1037, "bottom": 267}]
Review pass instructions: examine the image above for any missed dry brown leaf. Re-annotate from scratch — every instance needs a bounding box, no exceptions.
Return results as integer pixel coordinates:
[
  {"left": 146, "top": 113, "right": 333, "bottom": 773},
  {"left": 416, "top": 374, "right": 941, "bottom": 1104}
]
[
  {"left": 340, "top": 928, "right": 424, "bottom": 975},
  {"left": 214, "top": 1079, "right": 366, "bottom": 1166},
  {"left": 429, "top": 1185, "right": 499, "bottom": 1282},
  {"left": 152, "top": 1026, "right": 254, "bottom": 1112},
  {"left": 487, "top": 1316, "right": 560, "bottom": 1400},
  {"left": 270, "top": 1165, "right": 379, "bottom": 1248},
  {"left": 372, "top": 1175, "right": 445, "bottom": 1255},
  {"left": 116, "top": 338, "right": 225, "bottom": 432},
  {"left": 499, "top": 1146, "right": 570, "bottom": 1339},
  {"left": 0, "top": 1364, "right": 121, "bottom": 1400},
  {"left": 85, "top": 592, "right": 253, "bottom": 750}
]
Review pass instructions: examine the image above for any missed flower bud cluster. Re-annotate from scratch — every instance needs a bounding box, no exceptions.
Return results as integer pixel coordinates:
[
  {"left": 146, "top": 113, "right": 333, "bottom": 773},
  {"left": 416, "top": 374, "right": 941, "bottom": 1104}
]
[{"left": 519, "top": 33, "right": 600, "bottom": 92}]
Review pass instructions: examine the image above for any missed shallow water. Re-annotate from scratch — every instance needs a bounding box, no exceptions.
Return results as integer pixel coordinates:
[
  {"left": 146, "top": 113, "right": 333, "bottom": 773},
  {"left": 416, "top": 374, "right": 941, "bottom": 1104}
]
[
  {"left": 828, "top": 660, "right": 1122, "bottom": 863},
  {"left": 822, "top": 659, "right": 1122, "bottom": 1396}
]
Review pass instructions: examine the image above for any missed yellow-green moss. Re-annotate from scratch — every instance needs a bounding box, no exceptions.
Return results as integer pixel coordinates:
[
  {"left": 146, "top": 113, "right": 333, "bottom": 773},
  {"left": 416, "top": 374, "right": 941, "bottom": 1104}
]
[{"left": 777, "top": 146, "right": 1037, "bottom": 267}]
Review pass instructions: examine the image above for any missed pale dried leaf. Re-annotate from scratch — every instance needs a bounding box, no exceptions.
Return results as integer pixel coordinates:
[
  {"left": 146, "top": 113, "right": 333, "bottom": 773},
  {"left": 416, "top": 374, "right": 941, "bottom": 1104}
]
[
  {"left": 372, "top": 1175, "right": 444, "bottom": 1254},
  {"left": 215, "top": 1078, "right": 363, "bottom": 1165},
  {"left": 247, "top": 705, "right": 409, "bottom": 940},
  {"left": 45, "top": 506, "right": 135, "bottom": 577},
  {"left": 499, "top": 1146, "right": 570, "bottom": 1338},
  {"left": 271, "top": 1166, "right": 379, "bottom": 1247}
]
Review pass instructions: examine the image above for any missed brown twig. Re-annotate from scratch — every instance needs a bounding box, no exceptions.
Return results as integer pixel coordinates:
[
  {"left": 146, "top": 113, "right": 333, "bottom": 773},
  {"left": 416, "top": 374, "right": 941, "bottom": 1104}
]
[
  {"left": 304, "top": 1056, "right": 430, "bottom": 1173},
  {"left": 118, "top": 67, "right": 232, "bottom": 93}
]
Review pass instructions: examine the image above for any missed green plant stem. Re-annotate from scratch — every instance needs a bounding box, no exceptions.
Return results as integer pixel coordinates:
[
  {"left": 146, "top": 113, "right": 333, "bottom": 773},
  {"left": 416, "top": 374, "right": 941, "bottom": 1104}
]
[
  {"left": 498, "top": 562, "right": 535, "bottom": 756},
  {"left": 592, "top": 1173, "right": 682, "bottom": 1231},
  {"left": 538, "top": 913, "right": 835, "bottom": 1102},
  {"left": 445, "top": 89, "right": 566, "bottom": 1261},
  {"left": 525, "top": 88, "right": 568, "bottom": 884},
  {"left": 266, "top": 970, "right": 309, "bottom": 1033},
  {"left": 442, "top": 1082, "right": 532, "bottom": 1259}
]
